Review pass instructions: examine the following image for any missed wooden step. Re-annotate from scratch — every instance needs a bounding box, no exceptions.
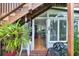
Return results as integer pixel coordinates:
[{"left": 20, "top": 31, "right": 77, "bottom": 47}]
[{"left": 30, "top": 49, "right": 47, "bottom": 56}]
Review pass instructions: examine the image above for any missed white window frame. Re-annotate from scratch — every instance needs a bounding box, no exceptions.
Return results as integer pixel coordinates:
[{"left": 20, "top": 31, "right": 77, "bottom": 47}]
[
  {"left": 33, "top": 13, "right": 68, "bottom": 48},
  {"left": 48, "top": 16, "right": 68, "bottom": 43},
  {"left": 31, "top": 20, "right": 35, "bottom": 50}
]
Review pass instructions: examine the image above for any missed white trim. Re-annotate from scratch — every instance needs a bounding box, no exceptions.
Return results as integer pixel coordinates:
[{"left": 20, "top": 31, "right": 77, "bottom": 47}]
[
  {"left": 35, "top": 17, "right": 68, "bottom": 21},
  {"left": 31, "top": 20, "right": 35, "bottom": 50},
  {"left": 49, "top": 41, "right": 67, "bottom": 43},
  {"left": 58, "top": 19, "right": 60, "bottom": 41},
  {"left": 46, "top": 11, "right": 50, "bottom": 48},
  {"left": 78, "top": 20, "right": 79, "bottom": 32},
  {"left": 46, "top": 18, "right": 50, "bottom": 48},
  {"left": 66, "top": 17, "right": 68, "bottom": 42},
  {"left": 35, "top": 17, "right": 47, "bottom": 19},
  {"left": 49, "top": 17, "right": 67, "bottom": 20}
]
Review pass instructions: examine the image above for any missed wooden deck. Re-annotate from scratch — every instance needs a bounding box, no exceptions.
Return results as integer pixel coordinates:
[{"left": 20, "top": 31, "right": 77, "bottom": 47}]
[
  {"left": 21, "top": 49, "right": 47, "bottom": 56},
  {"left": 30, "top": 49, "right": 47, "bottom": 56}
]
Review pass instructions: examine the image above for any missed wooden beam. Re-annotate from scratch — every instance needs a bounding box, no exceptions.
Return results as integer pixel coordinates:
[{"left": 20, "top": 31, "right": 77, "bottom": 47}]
[
  {"left": 31, "top": 4, "right": 53, "bottom": 19},
  {"left": 27, "top": 3, "right": 53, "bottom": 21},
  {"left": 67, "top": 3, "right": 74, "bottom": 56}
]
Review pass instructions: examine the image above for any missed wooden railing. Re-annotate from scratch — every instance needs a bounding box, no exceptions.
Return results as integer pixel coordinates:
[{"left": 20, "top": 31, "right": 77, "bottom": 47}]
[
  {"left": 0, "top": 3, "right": 26, "bottom": 20},
  {"left": 0, "top": 3, "right": 44, "bottom": 24},
  {"left": 0, "top": 3, "right": 22, "bottom": 16}
]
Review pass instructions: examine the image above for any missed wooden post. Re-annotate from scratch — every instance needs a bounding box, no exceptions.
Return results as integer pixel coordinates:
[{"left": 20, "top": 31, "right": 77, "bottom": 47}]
[{"left": 67, "top": 3, "right": 74, "bottom": 56}]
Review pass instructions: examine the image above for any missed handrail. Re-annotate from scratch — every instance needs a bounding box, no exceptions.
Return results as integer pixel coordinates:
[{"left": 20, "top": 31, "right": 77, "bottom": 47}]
[
  {"left": 0, "top": 3, "right": 21, "bottom": 16},
  {"left": 0, "top": 3, "right": 26, "bottom": 20}
]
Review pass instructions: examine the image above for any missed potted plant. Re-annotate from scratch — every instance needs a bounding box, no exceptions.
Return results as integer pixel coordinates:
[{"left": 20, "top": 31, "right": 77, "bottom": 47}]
[{"left": 0, "top": 21, "right": 30, "bottom": 56}]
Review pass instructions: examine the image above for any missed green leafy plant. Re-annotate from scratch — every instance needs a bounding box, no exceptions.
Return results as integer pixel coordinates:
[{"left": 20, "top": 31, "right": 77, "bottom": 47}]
[
  {"left": 74, "top": 30, "right": 79, "bottom": 56},
  {"left": 0, "top": 20, "right": 30, "bottom": 55}
]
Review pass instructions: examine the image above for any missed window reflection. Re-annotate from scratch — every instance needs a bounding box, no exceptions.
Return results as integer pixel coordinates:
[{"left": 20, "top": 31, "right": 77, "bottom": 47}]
[
  {"left": 50, "top": 20, "right": 58, "bottom": 41},
  {"left": 59, "top": 20, "right": 66, "bottom": 41}
]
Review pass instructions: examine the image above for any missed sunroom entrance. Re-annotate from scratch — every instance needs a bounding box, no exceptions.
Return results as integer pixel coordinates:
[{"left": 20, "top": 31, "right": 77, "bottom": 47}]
[
  {"left": 31, "top": 9, "right": 68, "bottom": 50},
  {"left": 34, "top": 18, "right": 47, "bottom": 50}
]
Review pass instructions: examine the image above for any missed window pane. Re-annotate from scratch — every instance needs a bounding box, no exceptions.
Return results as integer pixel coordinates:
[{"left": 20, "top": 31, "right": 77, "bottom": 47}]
[
  {"left": 59, "top": 20, "right": 66, "bottom": 41},
  {"left": 50, "top": 20, "right": 58, "bottom": 41},
  {"left": 74, "top": 20, "right": 78, "bottom": 39},
  {"left": 74, "top": 20, "right": 78, "bottom": 32}
]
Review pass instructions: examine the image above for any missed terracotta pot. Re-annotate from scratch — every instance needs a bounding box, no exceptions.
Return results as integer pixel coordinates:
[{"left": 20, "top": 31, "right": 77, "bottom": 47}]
[{"left": 4, "top": 51, "right": 17, "bottom": 56}]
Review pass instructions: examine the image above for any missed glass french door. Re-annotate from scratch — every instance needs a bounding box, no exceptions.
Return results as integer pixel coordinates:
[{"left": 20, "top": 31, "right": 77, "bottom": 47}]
[{"left": 46, "top": 16, "right": 68, "bottom": 48}]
